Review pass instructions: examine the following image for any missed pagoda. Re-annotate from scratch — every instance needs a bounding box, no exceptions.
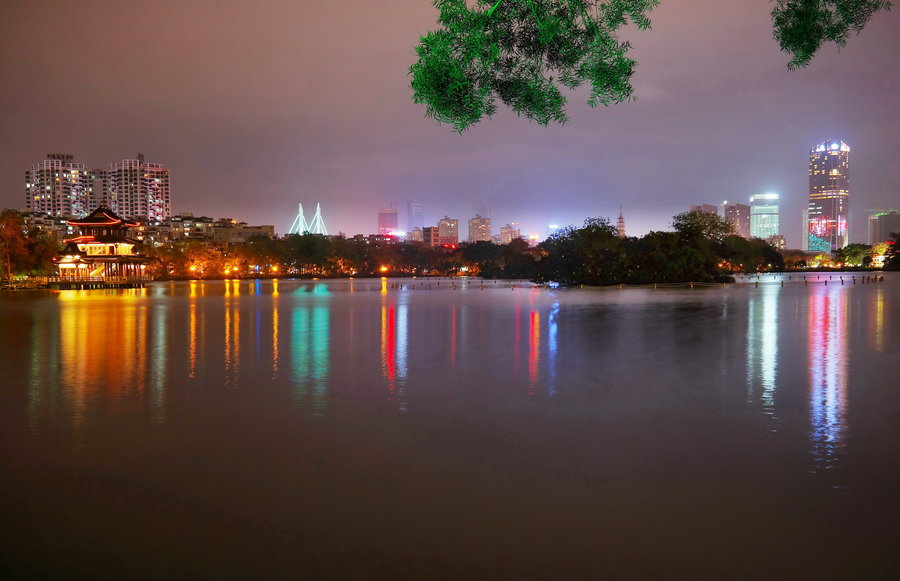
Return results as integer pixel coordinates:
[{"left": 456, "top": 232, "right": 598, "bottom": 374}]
[{"left": 54, "top": 207, "right": 149, "bottom": 281}]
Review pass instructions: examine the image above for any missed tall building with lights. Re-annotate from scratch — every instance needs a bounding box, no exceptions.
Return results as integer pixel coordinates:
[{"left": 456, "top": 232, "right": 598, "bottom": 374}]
[
  {"left": 499, "top": 223, "right": 521, "bottom": 245},
  {"left": 617, "top": 208, "right": 626, "bottom": 238},
  {"left": 406, "top": 200, "right": 423, "bottom": 232},
  {"left": 106, "top": 153, "right": 172, "bottom": 222},
  {"left": 437, "top": 216, "right": 459, "bottom": 245},
  {"left": 467, "top": 214, "right": 491, "bottom": 242},
  {"left": 807, "top": 139, "right": 850, "bottom": 252},
  {"left": 722, "top": 201, "right": 751, "bottom": 238},
  {"left": 749, "top": 193, "right": 780, "bottom": 239},
  {"left": 25, "top": 154, "right": 91, "bottom": 217},
  {"left": 377, "top": 204, "right": 398, "bottom": 235}
]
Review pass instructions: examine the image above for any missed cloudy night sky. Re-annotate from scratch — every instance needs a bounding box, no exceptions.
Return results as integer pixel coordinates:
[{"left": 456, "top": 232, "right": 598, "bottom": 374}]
[{"left": 1, "top": 0, "right": 898, "bottom": 246}]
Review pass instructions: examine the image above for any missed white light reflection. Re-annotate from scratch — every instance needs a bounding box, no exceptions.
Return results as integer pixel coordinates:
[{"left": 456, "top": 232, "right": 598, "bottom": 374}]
[{"left": 746, "top": 284, "right": 779, "bottom": 417}]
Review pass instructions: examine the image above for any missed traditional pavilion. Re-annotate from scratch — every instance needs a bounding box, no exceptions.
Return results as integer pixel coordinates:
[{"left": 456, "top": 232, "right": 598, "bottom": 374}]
[{"left": 54, "top": 207, "right": 149, "bottom": 281}]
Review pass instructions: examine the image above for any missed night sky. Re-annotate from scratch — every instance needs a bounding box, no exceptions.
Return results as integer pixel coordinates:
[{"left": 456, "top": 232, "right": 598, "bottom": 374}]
[{"left": 1, "top": 0, "right": 898, "bottom": 246}]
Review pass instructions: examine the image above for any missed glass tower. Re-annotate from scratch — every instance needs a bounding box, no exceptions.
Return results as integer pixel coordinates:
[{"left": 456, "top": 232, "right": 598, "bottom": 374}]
[
  {"left": 807, "top": 140, "right": 849, "bottom": 252},
  {"left": 749, "top": 193, "right": 780, "bottom": 239}
]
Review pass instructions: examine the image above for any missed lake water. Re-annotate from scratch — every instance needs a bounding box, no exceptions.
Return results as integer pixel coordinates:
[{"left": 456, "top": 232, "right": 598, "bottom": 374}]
[{"left": 1, "top": 275, "right": 898, "bottom": 579}]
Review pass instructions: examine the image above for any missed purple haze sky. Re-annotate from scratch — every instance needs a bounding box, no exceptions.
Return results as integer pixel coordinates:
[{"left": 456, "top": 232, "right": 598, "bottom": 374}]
[{"left": 1, "top": 0, "right": 899, "bottom": 246}]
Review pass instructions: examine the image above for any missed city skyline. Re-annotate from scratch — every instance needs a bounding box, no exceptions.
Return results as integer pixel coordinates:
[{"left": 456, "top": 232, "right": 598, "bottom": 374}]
[{"left": 1, "top": 1, "right": 899, "bottom": 246}]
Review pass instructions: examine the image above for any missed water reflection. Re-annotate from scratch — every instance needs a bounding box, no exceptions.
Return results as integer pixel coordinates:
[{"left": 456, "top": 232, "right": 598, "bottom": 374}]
[
  {"left": 870, "top": 286, "right": 884, "bottom": 353},
  {"left": 547, "top": 301, "right": 559, "bottom": 397},
  {"left": 746, "top": 284, "right": 779, "bottom": 417},
  {"left": 290, "top": 284, "right": 330, "bottom": 414},
  {"left": 807, "top": 286, "right": 849, "bottom": 469},
  {"left": 528, "top": 310, "right": 540, "bottom": 395},
  {"left": 224, "top": 286, "right": 241, "bottom": 388},
  {"left": 381, "top": 294, "right": 409, "bottom": 411},
  {"left": 28, "top": 289, "right": 157, "bottom": 431}
]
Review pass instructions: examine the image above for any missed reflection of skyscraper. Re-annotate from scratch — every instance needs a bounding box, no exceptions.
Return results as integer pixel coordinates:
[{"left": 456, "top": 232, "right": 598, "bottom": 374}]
[
  {"left": 722, "top": 202, "right": 751, "bottom": 238},
  {"left": 377, "top": 204, "right": 398, "bottom": 235},
  {"left": 808, "top": 140, "right": 850, "bottom": 252},
  {"left": 749, "top": 193, "right": 780, "bottom": 239},
  {"left": 747, "top": 284, "right": 779, "bottom": 416},
  {"left": 807, "top": 287, "right": 848, "bottom": 469}
]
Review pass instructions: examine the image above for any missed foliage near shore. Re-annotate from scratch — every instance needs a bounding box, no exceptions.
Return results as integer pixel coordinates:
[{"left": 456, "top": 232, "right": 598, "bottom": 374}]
[
  {"left": 0, "top": 210, "right": 58, "bottom": 280},
  {"left": 145, "top": 212, "right": 783, "bottom": 285},
  {"left": 8, "top": 209, "right": 890, "bottom": 285},
  {"left": 536, "top": 212, "right": 783, "bottom": 285}
]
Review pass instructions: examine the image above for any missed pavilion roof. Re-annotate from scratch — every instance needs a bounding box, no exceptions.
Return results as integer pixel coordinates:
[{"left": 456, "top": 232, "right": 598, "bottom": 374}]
[{"left": 67, "top": 207, "right": 139, "bottom": 228}]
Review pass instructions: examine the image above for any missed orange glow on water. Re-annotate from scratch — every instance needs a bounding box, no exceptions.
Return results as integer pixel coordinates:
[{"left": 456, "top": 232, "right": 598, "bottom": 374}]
[{"left": 528, "top": 311, "right": 540, "bottom": 394}]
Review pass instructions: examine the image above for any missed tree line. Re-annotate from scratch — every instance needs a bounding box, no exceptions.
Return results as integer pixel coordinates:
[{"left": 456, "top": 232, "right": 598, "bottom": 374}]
[{"left": 2, "top": 208, "right": 899, "bottom": 285}]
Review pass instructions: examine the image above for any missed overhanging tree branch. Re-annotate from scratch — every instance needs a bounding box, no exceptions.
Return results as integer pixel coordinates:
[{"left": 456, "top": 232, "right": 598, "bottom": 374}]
[{"left": 410, "top": 0, "right": 891, "bottom": 131}]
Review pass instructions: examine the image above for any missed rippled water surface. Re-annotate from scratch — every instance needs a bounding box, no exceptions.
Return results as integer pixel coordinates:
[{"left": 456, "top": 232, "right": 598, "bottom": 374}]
[{"left": 2, "top": 276, "right": 899, "bottom": 579}]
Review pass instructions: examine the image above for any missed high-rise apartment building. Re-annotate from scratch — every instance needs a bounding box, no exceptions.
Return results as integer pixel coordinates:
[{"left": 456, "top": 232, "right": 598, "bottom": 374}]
[
  {"left": 377, "top": 204, "right": 399, "bottom": 236},
  {"left": 722, "top": 202, "right": 751, "bottom": 238},
  {"left": 406, "top": 200, "right": 423, "bottom": 232},
  {"left": 106, "top": 153, "right": 172, "bottom": 222},
  {"left": 807, "top": 139, "right": 850, "bottom": 252},
  {"left": 749, "top": 193, "right": 780, "bottom": 239},
  {"left": 437, "top": 216, "right": 459, "bottom": 245},
  {"left": 467, "top": 214, "right": 491, "bottom": 242},
  {"left": 422, "top": 226, "right": 438, "bottom": 247},
  {"left": 88, "top": 168, "right": 108, "bottom": 210},
  {"left": 499, "top": 223, "right": 521, "bottom": 245},
  {"left": 408, "top": 227, "right": 424, "bottom": 243},
  {"left": 868, "top": 211, "right": 900, "bottom": 245},
  {"left": 25, "top": 154, "right": 90, "bottom": 217}
]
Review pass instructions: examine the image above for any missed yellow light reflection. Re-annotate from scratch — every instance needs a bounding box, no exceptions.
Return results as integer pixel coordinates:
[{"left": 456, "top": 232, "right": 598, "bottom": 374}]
[
  {"left": 272, "top": 304, "right": 280, "bottom": 379},
  {"left": 528, "top": 310, "right": 540, "bottom": 395}
]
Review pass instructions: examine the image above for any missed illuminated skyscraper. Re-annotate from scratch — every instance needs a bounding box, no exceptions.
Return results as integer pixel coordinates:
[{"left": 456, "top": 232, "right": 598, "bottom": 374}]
[
  {"left": 377, "top": 204, "right": 398, "bottom": 235},
  {"left": 106, "top": 153, "right": 172, "bottom": 222},
  {"left": 406, "top": 199, "right": 423, "bottom": 232},
  {"left": 25, "top": 154, "right": 90, "bottom": 217},
  {"left": 467, "top": 214, "right": 491, "bottom": 242},
  {"left": 749, "top": 193, "right": 780, "bottom": 239},
  {"left": 807, "top": 140, "right": 850, "bottom": 252}
]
